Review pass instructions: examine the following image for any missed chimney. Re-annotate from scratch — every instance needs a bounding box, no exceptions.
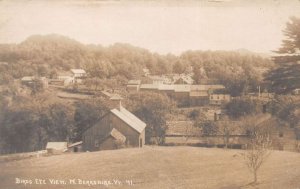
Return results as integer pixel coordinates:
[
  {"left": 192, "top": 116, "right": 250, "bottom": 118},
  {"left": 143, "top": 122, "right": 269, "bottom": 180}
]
[{"left": 109, "top": 94, "right": 123, "bottom": 111}]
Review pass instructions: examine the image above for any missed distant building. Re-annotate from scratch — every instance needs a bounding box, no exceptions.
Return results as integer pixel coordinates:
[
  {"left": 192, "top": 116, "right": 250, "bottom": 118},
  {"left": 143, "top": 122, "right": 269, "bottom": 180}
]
[
  {"left": 147, "top": 75, "right": 167, "bottom": 85},
  {"left": 21, "top": 76, "right": 48, "bottom": 89},
  {"left": 126, "top": 80, "right": 141, "bottom": 92},
  {"left": 70, "top": 69, "right": 86, "bottom": 78},
  {"left": 82, "top": 100, "right": 146, "bottom": 151},
  {"left": 292, "top": 89, "right": 300, "bottom": 95},
  {"left": 138, "top": 83, "right": 227, "bottom": 107}
]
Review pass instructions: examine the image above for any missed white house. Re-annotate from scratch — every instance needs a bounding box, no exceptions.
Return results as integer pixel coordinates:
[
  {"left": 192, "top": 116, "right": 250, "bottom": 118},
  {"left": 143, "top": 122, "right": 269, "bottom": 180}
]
[{"left": 70, "top": 69, "right": 86, "bottom": 78}]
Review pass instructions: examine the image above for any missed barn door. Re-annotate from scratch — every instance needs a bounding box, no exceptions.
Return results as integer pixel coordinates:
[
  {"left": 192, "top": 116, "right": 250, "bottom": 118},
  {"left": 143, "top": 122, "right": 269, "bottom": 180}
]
[{"left": 139, "top": 138, "right": 142, "bottom": 148}]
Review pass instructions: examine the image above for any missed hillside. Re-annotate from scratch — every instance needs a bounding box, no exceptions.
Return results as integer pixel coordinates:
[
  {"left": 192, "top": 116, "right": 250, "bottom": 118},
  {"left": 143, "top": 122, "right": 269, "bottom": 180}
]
[{"left": 1, "top": 146, "right": 300, "bottom": 189}]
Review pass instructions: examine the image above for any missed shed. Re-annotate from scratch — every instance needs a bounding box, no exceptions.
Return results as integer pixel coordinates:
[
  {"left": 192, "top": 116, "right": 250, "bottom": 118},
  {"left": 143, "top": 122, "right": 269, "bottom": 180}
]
[{"left": 46, "top": 142, "right": 68, "bottom": 154}]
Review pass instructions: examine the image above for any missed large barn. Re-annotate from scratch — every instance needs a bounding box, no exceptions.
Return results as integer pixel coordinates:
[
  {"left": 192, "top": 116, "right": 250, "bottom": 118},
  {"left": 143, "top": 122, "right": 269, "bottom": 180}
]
[{"left": 82, "top": 104, "right": 146, "bottom": 151}]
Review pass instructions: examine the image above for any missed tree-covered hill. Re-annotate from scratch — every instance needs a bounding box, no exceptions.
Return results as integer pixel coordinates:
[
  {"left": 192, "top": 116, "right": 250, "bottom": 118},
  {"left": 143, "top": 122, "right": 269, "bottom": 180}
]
[{"left": 0, "top": 34, "right": 274, "bottom": 96}]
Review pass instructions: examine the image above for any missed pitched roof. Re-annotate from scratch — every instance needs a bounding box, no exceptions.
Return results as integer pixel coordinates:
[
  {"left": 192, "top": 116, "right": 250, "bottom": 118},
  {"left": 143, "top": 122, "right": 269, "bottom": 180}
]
[
  {"left": 107, "top": 128, "right": 126, "bottom": 142},
  {"left": 68, "top": 141, "right": 83, "bottom": 148},
  {"left": 70, "top": 69, "right": 86, "bottom": 74},
  {"left": 46, "top": 142, "right": 68, "bottom": 150},
  {"left": 173, "top": 75, "right": 194, "bottom": 84},
  {"left": 21, "top": 76, "right": 35, "bottom": 81},
  {"left": 110, "top": 106, "right": 146, "bottom": 133}
]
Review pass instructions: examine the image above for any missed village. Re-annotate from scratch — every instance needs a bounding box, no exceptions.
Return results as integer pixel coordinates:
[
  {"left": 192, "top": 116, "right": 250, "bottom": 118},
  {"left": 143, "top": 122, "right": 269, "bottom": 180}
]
[{"left": 17, "top": 65, "right": 300, "bottom": 155}]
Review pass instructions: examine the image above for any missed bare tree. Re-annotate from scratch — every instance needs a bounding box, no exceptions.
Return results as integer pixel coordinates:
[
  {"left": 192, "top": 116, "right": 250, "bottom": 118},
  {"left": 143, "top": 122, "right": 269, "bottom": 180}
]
[{"left": 242, "top": 129, "right": 272, "bottom": 184}]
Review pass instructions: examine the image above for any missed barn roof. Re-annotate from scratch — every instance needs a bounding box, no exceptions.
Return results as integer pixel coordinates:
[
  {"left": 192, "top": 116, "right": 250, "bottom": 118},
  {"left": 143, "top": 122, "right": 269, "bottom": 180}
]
[
  {"left": 70, "top": 69, "right": 86, "bottom": 74},
  {"left": 46, "top": 142, "right": 68, "bottom": 150},
  {"left": 111, "top": 107, "right": 146, "bottom": 133}
]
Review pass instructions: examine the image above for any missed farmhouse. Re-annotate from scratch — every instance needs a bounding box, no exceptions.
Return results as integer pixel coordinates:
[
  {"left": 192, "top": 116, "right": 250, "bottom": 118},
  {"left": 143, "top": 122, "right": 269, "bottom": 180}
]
[
  {"left": 82, "top": 102, "right": 146, "bottom": 151},
  {"left": 70, "top": 69, "right": 86, "bottom": 78}
]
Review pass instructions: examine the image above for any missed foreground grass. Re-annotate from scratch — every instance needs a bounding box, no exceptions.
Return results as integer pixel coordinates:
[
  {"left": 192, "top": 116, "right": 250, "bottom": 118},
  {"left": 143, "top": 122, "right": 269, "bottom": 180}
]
[{"left": 0, "top": 146, "right": 300, "bottom": 189}]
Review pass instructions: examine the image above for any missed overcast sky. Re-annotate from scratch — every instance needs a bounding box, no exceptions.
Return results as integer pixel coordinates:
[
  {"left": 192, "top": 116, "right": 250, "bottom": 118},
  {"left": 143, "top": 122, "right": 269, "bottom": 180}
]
[{"left": 0, "top": 0, "right": 300, "bottom": 54}]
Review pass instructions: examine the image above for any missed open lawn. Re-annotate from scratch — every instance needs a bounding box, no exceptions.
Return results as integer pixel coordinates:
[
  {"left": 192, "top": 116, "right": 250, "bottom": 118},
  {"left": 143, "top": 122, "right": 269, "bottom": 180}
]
[{"left": 0, "top": 146, "right": 300, "bottom": 189}]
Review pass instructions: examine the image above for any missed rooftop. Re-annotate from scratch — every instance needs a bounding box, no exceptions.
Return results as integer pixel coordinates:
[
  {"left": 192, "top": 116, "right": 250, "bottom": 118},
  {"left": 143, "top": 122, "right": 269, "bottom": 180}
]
[
  {"left": 70, "top": 69, "right": 86, "bottom": 74},
  {"left": 111, "top": 106, "right": 146, "bottom": 133},
  {"left": 46, "top": 142, "right": 68, "bottom": 150}
]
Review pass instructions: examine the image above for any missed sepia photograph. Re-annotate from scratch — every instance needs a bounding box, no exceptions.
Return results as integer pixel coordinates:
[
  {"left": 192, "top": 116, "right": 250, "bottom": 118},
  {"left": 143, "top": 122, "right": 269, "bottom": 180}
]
[{"left": 0, "top": 0, "right": 300, "bottom": 188}]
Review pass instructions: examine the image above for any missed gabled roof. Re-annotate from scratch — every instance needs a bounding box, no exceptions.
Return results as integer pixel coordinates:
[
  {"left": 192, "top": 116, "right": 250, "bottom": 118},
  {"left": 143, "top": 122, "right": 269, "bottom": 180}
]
[
  {"left": 46, "top": 142, "right": 68, "bottom": 150},
  {"left": 70, "top": 69, "right": 86, "bottom": 74},
  {"left": 173, "top": 75, "right": 194, "bottom": 84},
  {"left": 107, "top": 128, "right": 126, "bottom": 142},
  {"left": 110, "top": 106, "right": 146, "bottom": 133}
]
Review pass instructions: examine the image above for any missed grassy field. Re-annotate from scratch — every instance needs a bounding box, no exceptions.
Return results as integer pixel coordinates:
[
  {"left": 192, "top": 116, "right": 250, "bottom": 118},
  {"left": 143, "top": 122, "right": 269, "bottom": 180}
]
[{"left": 0, "top": 146, "right": 300, "bottom": 189}]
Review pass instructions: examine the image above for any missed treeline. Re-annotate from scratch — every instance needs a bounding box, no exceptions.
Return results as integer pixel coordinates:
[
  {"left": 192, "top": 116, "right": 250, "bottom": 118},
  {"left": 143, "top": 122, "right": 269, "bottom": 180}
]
[{"left": 0, "top": 34, "right": 274, "bottom": 96}]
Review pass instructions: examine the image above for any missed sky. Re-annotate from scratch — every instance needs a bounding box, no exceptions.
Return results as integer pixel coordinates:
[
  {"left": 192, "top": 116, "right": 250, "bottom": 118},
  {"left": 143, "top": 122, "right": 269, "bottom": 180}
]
[{"left": 0, "top": 0, "right": 300, "bottom": 55}]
